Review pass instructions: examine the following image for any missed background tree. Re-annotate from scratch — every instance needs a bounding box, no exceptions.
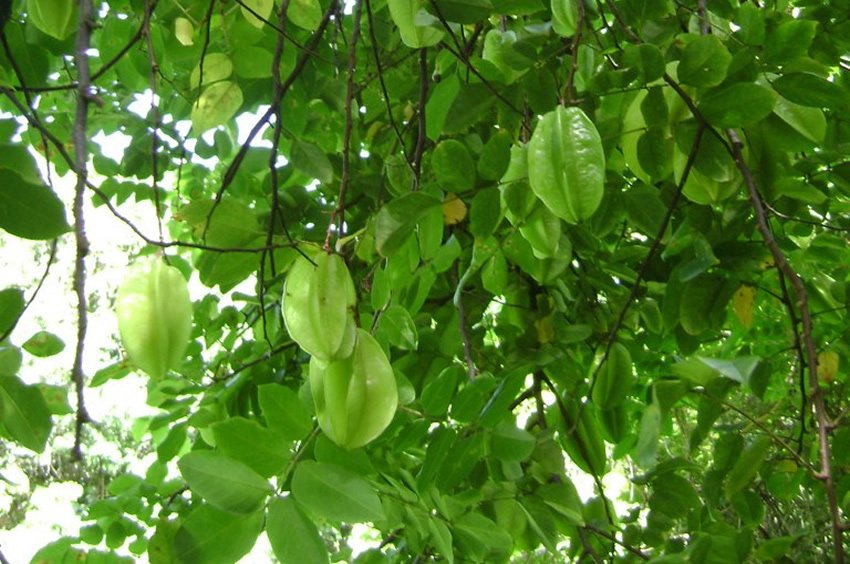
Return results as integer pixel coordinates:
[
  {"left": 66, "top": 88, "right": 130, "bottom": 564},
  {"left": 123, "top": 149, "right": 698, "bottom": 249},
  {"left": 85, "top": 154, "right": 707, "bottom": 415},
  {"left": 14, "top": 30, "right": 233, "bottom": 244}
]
[{"left": 1, "top": 0, "right": 849, "bottom": 562}]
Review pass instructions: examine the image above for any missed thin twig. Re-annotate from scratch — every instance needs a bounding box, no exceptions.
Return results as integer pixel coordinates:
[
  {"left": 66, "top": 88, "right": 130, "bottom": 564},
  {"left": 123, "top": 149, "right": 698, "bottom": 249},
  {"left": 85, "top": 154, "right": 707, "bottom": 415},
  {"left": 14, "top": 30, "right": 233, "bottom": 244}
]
[{"left": 0, "top": 241, "right": 57, "bottom": 344}]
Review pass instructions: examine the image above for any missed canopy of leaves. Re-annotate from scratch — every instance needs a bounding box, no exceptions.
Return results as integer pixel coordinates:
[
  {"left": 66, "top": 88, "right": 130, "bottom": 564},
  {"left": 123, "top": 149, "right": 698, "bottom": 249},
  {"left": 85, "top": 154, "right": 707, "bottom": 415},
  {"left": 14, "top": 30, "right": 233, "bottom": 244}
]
[{"left": 2, "top": 0, "right": 850, "bottom": 562}]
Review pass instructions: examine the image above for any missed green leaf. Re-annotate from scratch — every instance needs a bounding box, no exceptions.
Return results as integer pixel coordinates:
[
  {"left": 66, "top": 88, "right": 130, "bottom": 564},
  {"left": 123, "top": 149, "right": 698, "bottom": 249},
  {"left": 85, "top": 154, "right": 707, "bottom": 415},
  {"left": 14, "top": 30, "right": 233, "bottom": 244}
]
[
  {"left": 377, "top": 304, "right": 418, "bottom": 350},
  {"left": 764, "top": 19, "right": 817, "bottom": 64},
  {"left": 375, "top": 192, "right": 442, "bottom": 257},
  {"left": 28, "top": 0, "right": 77, "bottom": 40},
  {"left": 725, "top": 436, "right": 771, "bottom": 497},
  {"left": 0, "top": 343, "right": 22, "bottom": 376},
  {"left": 431, "top": 139, "right": 475, "bottom": 192},
  {"left": 291, "top": 140, "right": 334, "bottom": 185},
  {"left": 189, "top": 53, "right": 233, "bottom": 89},
  {"left": 0, "top": 287, "right": 25, "bottom": 336},
  {"left": 635, "top": 401, "right": 661, "bottom": 468},
  {"left": 0, "top": 374, "right": 52, "bottom": 452},
  {"left": 773, "top": 95, "right": 826, "bottom": 143},
  {"left": 678, "top": 35, "right": 731, "bottom": 88},
  {"left": 287, "top": 0, "right": 323, "bottom": 30},
  {"left": 489, "top": 420, "right": 535, "bottom": 461},
  {"left": 429, "top": 0, "right": 493, "bottom": 23},
  {"left": 240, "top": 0, "right": 273, "bottom": 28},
  {"left": 22, "top": 331, "right": 65, "bottom": 358},
  {"left": 267, "top": 497, "right": 329, "bottom": 564},
  {"left": 291, "top": 460, "right": 385, "bottom": 523},
  {"left": 454, "top": 512, "right": 512, "bottom": 561},
  {"left": 420, "top": 365, "right": 462, "bottom": 417},
  {"left": 527, "top": 106, "right": 605, "bottom": 223},
  {"left": 0, "top": 169, "right": 70, "bottom": 240},
  {"left": 425, "top": 74, "right": 461, "bottom": 141},
  {"left": 177, "top": 451, "right": 271, "bottom": 514},
  {"left": 191, "top": 81, "right": 244, "bottom": 134},
  {"left": 623, "top": 43, "right": 665, "bottom": 83},
  {"left": 650, "top": 474, "right": 700, "bottom": 519},
  {"left": 174, "top": 505, "right": 263, "bottom": 563},
  {"left": 698, "top": 83, "right": 775, "bottom": 128},
  {"left": 387, "top": 0, "right": 444, "bottom": 48},
  {"left": 258, "top": 384, "right": 313, "bottom": 440},
  {"left": 771, "top": 73, "right": 847, "bottom": 110},
  {"left": 551, "top": 0, "right": 578, "bottom": 37},
  {"left": 211, "top": 417, "right": 290, "bottom": 477}
]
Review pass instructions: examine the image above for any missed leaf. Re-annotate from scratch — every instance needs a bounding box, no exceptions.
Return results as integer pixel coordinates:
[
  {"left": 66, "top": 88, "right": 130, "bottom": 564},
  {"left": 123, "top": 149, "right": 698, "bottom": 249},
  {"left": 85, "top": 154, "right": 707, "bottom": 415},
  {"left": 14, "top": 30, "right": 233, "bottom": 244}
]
[
  {"left": 0, "top": 287, "right": 25, "bottom": 336},
  {"left": 428, "top": 518, "right": 454, "bottom": 563},
  {"left": 818, "top": 351, "right": 839, "bottom": 384},
  {"left": 725, "top": 436, "right": 771, "bottom": 497},
  {"left": 697, "top": 356, "right": 760, "bottom": 386},
  {"left": 211, "top": 417, "right": 290, "bottom": 477},
  {"left": 177, "top": 451, "right": 271, "bottom": 514},
  {"left": 174, "top": 505, "right": 263, "bottom": 563},
  {"left": 291, "top": 460, "right": 385, "bottom": 523},
  {"left": 527, "top": 106, "right": 605, "bottom": 223},
  {"left": 174, "top": 17, "right": 194, "bottom": 46},
  {"left": 732, "top": 285, "right": 755, "bottom": 328},
  {"left": 291, "top": 140, "right": 334, "bottom": 184},
  {"left": 425, "top": 74, "right": 461, "bottom": 141},
  {"left": 288, "top": 0, "right": 323, "bottom": 30},
  {"left": 635, "top": 401, "right": 661, "bottom": 468},
  {"left": 22, "top": 331, "right": 65, "bottom": 358},
  {"left": 772, "top": 95, "right": 826, "bottom": 143},
  {"left": 454, "top": 512, "right": 512, "bottom": 561},
  {"left": 442, "top": 192, "right": 467, "bottom": 226},
  {"left": 0, "top": 169, "right": 70, "bottom": 240},
  {"left": 698, "top": 83, "right": 775, "bottom": 128},
  {"left": 191, "top": 81, "right": 244, "bottom": 134},
  {"left": 429, "top": 0, "right": 493, "bottom": 23},
  {"left": 375, "top": 192, "right": 442, "bottom": 257},
  {"left": 387, "top": 0, "right": 444, "bottom": 48},
  {"left": 764, "top": 19, "right": 817, "bottom": 64},
  {"left": 377, "top": 304, "right": 418, "bottom": 350},
  {"left": 267, "top": 497, "right": 329, "bottom": 564},
  {"left": 0, "top": 374, "right": 52, "bottom": 452},
  {"left": 551, "top": 0, "right": 578, "bottom": 36},
  {"left": 623, "top": 43, "right": 665, "bottom": 83},
  {"left": 678, "top": 35, "right": 731, "bottom": 88},
  {"left": 489, "top": 420, "right": 535, "bottom": 462},
  {"left": 28, "top": 0, "right": 77, "bottom": 40},
  {"left": 0, "top": 343, "right": 22, "bottom": 376},
  {"left": 432, "top": 140, "right": 475, "bottom": 192},
  {"left": 771, "top": 72, "right": 847, "bottom": 110},
  {"left": 258, "top": 384, "right": 313, "bottom": 440},
  {"left": 190, "top": 53, "right": 233, "bottom": 90},
  {"left": 241, "top": 0, "right": 273, "bottom": 28},
  {"left": 420, "top": 365, "right": 461, "bottom": 417}
]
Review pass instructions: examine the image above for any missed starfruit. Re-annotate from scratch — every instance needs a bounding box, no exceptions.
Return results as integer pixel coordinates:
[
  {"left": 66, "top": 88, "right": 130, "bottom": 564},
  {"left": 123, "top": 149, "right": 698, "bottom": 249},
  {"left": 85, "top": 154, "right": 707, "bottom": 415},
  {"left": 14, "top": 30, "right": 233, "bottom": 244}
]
[
  {"left": 592, "top": 342, "right": 634, "bottom": 410},
  {"left": 116, "top": 257, "right": 193, "bottom": 379},
  {"left": 283, "top": 252, "right": 356, "bottom": 361},
  {"left": 527, "top": 106, "right": 605, "bottom": 224},
  {"left": 310, "top": 329, "right": 398, "bottom": 449}
]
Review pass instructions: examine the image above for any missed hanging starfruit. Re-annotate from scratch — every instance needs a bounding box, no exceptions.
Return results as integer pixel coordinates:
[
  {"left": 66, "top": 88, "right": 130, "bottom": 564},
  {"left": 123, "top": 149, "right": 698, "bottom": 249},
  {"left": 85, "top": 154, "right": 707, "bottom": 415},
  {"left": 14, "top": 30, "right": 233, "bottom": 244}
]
[
  {"left": 310, "top": 329, "right": 398, "bottom": 449},
  {"left": 116, "top": 257, "right": 193, "bottom": 379},
  {"left": 283, "top": 252, "right": 357, "bottom": 361},
  {"left": 527, "top": 106, "right": 605, "bottom": 224}
]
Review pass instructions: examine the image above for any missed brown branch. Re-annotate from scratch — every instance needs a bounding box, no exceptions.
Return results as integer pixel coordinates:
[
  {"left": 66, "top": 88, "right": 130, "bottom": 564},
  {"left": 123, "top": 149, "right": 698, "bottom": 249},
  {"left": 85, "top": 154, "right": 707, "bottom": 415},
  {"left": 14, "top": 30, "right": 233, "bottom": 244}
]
[
  {"left": 71, "top": 0, "right": 95, "bottom": 461},
  {"left": 584, "top": 524, "right": 649, "bottom": 560},
  {"left": 325, "top": 0, "right": 363, "bottom": 247},
  {"left": 727, "top": 128, "right": 845, "bottom": 563}
]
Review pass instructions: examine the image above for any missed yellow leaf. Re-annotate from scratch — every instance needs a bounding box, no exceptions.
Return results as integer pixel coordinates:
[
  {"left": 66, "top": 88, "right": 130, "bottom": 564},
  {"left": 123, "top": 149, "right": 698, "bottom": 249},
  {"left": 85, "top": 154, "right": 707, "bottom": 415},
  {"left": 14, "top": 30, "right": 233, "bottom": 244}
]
[
  {"left": 442, "top": 193, "right": 467, "bottom": 225},
  {"left": 535, "top": 316, "right": 554, "bottom": 344},
  {"left": 241, "top": 0, "right": 273, "bottom": 28},
  {"left": 818, "top": 351, "right": 839, "bottom": 384},
  {"left": 733, "top": 285, "right": 756, "bottom": 328},
  {"left": 175, "top": 17, "right": 194, "bottom": 46}
]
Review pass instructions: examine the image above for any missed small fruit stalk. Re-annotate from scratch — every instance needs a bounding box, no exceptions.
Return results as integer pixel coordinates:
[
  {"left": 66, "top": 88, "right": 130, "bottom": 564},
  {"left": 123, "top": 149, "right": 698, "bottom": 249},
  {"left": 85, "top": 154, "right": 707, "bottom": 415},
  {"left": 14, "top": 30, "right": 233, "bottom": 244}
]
[{"left": 116, "top": 257, "right": 193, "bottom": 379}]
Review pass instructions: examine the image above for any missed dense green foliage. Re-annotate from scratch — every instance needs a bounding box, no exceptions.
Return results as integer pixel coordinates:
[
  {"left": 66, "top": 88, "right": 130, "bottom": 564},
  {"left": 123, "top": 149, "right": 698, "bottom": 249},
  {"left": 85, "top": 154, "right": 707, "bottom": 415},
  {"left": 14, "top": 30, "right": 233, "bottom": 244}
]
[{"left": 1, "top": 0, "right": 850, "bottom": 562}]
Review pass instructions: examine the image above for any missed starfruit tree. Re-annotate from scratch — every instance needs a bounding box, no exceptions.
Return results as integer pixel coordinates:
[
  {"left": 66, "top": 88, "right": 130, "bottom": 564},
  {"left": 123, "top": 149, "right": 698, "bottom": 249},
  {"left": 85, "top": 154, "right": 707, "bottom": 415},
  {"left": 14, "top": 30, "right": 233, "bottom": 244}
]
[{"left": 1, "top": 0, "right": 850, "bottom": 562}]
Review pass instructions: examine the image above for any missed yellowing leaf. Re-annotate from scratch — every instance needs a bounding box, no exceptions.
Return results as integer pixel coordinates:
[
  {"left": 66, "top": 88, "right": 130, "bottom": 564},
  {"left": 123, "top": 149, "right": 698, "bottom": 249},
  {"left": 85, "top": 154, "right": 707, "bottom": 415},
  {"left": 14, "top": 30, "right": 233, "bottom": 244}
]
[
  {"left": 175, "top": 17, "right": 194, "bottom": 46},
  {"left": 241, "top": 0, "right": 273, "bottom": 28},
  {"left": 535, "top": 316, "right": 554, "bottom": 344},
  {"left": 192, "top": 82, "right": 244, "bottom": 134},
  {"left": 442, "top": 193, "right": 467, "bottom": 225},
  {"left": 733, "top": 284, "right": 756, "bottom": 328},
  {"left": 190, "top": 54, "right": 234, "bottom": 90},
  {"left": 818, "top": 351, "right": 839, "bottom": 384}
]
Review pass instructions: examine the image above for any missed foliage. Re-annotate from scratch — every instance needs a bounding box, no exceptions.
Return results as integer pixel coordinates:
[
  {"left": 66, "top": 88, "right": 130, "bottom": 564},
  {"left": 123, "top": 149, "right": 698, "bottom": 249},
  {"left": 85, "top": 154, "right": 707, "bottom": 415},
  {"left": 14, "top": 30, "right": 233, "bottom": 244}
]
[{"left": 1, "top": 0, "right": 850, "bottom": 562}]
